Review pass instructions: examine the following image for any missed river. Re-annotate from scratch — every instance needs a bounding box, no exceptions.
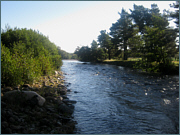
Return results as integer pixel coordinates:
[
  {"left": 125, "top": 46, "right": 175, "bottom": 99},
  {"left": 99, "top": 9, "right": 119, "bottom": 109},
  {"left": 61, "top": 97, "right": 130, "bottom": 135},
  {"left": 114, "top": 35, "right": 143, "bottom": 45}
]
[{"left": 61, "top": 60, "right": 179, "bottom": 134}]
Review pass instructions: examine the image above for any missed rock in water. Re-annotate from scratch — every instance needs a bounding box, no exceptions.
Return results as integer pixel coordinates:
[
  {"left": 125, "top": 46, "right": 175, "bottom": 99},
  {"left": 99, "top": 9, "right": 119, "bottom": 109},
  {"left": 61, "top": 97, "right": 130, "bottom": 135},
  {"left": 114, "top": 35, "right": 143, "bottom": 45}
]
[
  {"left": 2, "top": 90, "right": 46, "bottom": 106},
  {"left": 58, "top": 103, "right": 73, "bottom": 114}
]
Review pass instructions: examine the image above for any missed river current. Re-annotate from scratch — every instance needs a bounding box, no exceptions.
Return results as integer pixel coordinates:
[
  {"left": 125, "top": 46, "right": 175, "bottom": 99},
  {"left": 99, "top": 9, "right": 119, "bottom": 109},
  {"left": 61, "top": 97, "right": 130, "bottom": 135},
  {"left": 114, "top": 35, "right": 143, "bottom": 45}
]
[{"left": 61, "top": 60, "right": 179, "bottom": 134}]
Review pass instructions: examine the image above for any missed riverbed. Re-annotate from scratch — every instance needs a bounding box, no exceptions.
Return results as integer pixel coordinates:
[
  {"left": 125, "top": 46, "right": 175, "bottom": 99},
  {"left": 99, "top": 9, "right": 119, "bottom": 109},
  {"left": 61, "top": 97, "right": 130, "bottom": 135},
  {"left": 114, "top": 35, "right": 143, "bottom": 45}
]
[{"left": 61, "top": 60, "right": 179, "bottom": 134}]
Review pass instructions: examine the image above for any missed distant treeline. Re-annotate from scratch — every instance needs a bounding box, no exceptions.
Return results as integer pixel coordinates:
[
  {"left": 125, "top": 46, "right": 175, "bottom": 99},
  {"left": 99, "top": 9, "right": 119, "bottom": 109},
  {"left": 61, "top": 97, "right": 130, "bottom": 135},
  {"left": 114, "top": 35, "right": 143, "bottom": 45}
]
[
  {"left": 74, "top": 2, "right": 179, "bottom": 73},
  {"left": 1, "top": 26, "right": 62, "bottom": 87},
  {"left": 57, "top": 48, "right": 78, "bottom": 60}
]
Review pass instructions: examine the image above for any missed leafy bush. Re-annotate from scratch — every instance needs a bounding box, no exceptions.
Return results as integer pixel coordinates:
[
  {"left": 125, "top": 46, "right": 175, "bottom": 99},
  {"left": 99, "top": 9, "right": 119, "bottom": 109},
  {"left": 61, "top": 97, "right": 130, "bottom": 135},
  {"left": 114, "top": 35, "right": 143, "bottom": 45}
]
[{"left": 1, "top": 27, "right": 62, "bottom": 87}]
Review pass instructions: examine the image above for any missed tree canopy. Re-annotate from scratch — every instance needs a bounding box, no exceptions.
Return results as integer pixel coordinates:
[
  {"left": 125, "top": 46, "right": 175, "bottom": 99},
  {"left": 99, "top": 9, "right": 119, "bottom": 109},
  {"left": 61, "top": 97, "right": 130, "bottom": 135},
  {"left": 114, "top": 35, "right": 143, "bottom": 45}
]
[{"left": 74, "top": 2, "right": 178, "bottom": 73}]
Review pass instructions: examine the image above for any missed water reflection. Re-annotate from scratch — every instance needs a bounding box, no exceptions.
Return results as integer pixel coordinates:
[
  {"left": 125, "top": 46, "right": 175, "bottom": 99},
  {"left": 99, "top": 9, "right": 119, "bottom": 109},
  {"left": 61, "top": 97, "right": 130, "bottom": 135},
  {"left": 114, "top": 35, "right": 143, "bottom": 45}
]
[{"left": 62, "top": 60, "right": 179, "bottom": 134}]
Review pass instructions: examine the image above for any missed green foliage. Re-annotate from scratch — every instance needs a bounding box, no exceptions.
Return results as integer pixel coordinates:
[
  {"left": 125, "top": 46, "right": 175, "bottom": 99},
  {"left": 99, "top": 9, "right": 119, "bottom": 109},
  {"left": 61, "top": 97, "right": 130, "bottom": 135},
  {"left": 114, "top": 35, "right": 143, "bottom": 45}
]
[
  {"left": 1, "top": 27, "right": 62, "bottom": 87},
  {"left": 57, "top": 47, "right": 77, "bottom": 60},
  {"left": 98, "top": 30, "right": 113, "bottom": 60},
  {"left": 74, "top": 3, "right": 178, "bottom": 74},
  {"left": 110, "top": 8, "right": 136, "bottom": 60}
]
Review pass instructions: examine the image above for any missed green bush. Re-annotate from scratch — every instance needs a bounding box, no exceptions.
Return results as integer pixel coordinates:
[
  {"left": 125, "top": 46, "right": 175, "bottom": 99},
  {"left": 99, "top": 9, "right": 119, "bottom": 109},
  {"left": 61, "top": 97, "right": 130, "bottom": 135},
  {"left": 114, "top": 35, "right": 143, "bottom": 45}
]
[{"left": 1, "top": 27, "right": 62, "bottom": 87}]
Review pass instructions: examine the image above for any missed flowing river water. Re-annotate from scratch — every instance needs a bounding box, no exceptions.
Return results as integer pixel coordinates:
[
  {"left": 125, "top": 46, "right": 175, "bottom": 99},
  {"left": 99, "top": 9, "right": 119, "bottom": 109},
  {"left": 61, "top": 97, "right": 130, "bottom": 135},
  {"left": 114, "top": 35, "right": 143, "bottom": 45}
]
[{"left": 61, "top": 60, "right": 179, "bottom": 134}]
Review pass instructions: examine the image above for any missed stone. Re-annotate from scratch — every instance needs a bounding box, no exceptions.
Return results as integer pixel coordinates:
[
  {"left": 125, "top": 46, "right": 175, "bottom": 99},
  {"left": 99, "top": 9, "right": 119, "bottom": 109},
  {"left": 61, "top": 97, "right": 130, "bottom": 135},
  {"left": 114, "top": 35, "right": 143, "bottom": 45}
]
[
  {"left": 2, "top": 87, "right": 12, "bottom": 93},
  {"left": 46, "top": 107, "right": 56, "bottom": 113},
  {"left": 40, "top": 119, "right": 50, "bottom": 126},
  {"left": 58, "top": 103, "right": 73, "bottom": 114},
  {"left": 57, "top": 88, "right": 67, "bottom": 95},
  {"left": 55, "top": 71, "right": 58, "bottom": 75},
  {"left": 1, "top": 101, "right": 6, "bottom": 107},
  {"left": 67, "top": 89, "right": 72, "bottom": 92},
  {"left": 63, "top": 99, "right": 77, "bottom": 104},
  {"left": 22, "top": 84, "right": 31, "bottom": 88},
  {"left": 9, "top": 117, "right": 15, "bottom": 123},
  {"left": 1, "top": 121, "right": 9, "bottom": 129},
  {"left": 74, "top": 91, "right": 79, "bottom": 93},
  {"left": 2, "top": 128, "right": 12, "bottom": 134},
  {"left": 54, "top": 96, "right": 63, "bottom": 104},
  {"left": 61, "top": 95, "right": 68, "bottom": 99},
  {"left": 3, "top": 90, "right": 46, "bottom": 106},
  {"left": 14, "top": 86, "right": 19, "bottom": 90},
  {"left": 11, "top": 125, "right": 22, "bottom": 130}
]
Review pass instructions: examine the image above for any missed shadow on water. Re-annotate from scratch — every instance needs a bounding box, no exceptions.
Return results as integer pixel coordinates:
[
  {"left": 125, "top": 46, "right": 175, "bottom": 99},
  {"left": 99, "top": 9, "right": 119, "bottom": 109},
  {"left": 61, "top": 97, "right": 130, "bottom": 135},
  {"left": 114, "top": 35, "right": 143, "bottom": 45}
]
[{"left": 61, "top": 60, "right": 179, "bottom": 134}]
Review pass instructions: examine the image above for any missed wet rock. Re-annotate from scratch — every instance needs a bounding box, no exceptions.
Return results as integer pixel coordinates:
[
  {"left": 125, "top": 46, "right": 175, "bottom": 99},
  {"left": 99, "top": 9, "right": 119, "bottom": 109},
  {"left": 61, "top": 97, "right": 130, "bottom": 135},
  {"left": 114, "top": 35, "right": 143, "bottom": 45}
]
[
  {"left": 67, "top": 89, "right": 72, "bottom": 92},
  {"left": 57, "top": 84, "right": 65, "bottom": 88},
  {"left": 58, "top": 103, "right": 73, "bottom": 114},
  {"left": 57, "top": 88, "right": 67, "bottom": 95},
  {"left": 63, "top": 99, "right": 77, "bottom": 104},
  {"left": 61, "top": 117, "right": 72, "bottom": 124},
  {"left": 74, "top": 91, "right": 79, "bottom": 93},
  {"left": 61, "top": 95, "right": 69, "bottom": 99}
]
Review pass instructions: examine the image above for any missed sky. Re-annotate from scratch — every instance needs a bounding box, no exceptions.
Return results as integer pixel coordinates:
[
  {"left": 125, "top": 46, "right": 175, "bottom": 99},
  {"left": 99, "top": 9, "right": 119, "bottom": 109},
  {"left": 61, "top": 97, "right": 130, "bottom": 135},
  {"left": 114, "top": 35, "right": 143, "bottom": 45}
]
[{"left": 1, "top": 1, "right": 177, "bottom": 53}]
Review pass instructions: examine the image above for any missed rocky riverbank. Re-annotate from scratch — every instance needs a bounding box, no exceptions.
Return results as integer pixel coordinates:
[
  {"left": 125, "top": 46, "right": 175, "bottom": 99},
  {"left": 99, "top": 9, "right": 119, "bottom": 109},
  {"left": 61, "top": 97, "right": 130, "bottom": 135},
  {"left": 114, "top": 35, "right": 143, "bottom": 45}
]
[{"left": 1, "top": 71, "right": 77, "bottom": 134}]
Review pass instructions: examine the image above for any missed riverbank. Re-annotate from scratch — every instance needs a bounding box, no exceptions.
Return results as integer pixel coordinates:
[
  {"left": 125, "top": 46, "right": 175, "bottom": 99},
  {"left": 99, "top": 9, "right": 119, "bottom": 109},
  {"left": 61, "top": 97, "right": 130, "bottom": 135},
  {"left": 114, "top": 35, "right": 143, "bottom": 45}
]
[
  {"left": 97, "top": 60, "right": 179, "bottom": 75},
  {"left": 1, "top": 71, "right": 76, "bottom": 134}
]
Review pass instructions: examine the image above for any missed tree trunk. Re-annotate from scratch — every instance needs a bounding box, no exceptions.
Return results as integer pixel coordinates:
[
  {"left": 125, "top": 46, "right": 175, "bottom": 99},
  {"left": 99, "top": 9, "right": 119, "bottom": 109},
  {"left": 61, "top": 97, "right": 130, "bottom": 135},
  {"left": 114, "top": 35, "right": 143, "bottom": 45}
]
[
  {"left": 123, "top": 40, "right": 128, "bottom": 60},
  {"left": 108, "top": 49, "right": 111, "bottom": 60}
]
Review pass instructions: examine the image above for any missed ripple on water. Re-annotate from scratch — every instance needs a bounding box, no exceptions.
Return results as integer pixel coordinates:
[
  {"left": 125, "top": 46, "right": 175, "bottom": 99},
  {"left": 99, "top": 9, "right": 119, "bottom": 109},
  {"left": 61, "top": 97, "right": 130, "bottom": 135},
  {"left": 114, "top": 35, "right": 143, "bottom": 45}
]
[{"left": 62, "top": 60, "right": 179, "bottom": 134}]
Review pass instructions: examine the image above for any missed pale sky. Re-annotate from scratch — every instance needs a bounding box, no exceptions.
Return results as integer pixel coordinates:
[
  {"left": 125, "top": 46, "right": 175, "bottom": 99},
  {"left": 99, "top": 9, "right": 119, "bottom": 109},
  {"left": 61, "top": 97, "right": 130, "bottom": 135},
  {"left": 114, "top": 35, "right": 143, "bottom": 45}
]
[{"left": 1, "top": 1, "right": 177, "bottom": 53}]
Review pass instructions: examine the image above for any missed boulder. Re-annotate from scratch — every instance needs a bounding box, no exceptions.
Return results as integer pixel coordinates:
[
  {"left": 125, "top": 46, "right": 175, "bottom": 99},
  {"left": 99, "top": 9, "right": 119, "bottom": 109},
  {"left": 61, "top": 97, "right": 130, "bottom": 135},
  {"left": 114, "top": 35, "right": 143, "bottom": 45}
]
[
  {"left": 2, "top": 87, "right": 12, "bottom": 93},
  {"left": 58, "top": 103, "right": 73, "bottom": 114},
  {"left": 3, "top": 90, "right": 45, "bottom": 106}
]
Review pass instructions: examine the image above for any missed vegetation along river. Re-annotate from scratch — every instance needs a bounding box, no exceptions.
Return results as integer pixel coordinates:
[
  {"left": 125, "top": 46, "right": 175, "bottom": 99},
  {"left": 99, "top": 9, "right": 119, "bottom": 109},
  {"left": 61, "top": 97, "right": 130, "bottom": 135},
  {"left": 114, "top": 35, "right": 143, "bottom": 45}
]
[{"left": 61, "top": 60, "right": 179, "bottom": 134}]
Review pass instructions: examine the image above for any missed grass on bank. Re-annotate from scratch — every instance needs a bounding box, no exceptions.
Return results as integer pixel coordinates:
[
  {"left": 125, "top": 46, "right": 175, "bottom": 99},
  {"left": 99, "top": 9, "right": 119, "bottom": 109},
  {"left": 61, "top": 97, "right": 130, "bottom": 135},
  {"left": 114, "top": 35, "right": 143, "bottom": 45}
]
[
  {"left": 103, "top": 57, "right": 179, "bottom": 75},
  {"left": 104, "top": 57, "right": 179, "bottom": 66}
]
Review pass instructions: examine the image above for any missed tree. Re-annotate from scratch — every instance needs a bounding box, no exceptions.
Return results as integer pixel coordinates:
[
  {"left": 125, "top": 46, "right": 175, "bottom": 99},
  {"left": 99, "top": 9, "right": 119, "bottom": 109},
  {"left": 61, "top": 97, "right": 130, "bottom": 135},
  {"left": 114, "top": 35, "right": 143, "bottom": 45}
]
[
  {"left": 170, "top": 1, "right": 179, "bottom": 28},
  {"left": 98, "top": 30, "right": 113, "bottom": 60},
  {"left": 110, "top": 8, "right": 135, "bottom": 60},
  {"left": 141, "top": 26, "right": 177, "bottom": 72},
  {"left": 90, "top": 40, "right": 99, "bottom": 61},
  {"left": 130, "top": 4, "right": 152, "bottom": 34},
  {"left": 169, "top": 1, "right": 179, "bottom": 39},
  {"left": 74, "top": 46, "right": 91, "bottom": 61}
]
